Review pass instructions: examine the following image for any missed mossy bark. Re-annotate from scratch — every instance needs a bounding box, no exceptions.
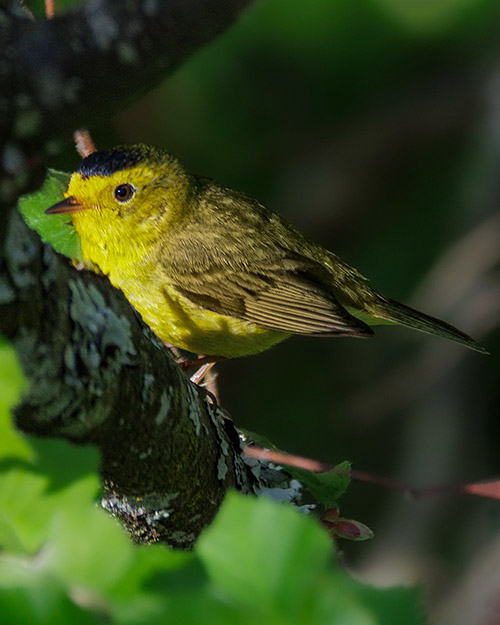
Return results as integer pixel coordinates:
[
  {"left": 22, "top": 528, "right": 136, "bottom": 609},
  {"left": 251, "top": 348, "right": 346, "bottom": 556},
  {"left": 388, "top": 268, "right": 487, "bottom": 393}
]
[
  {"left": 0, "top": 0, "right": 306, "bottom": 549},
  {"left": 1, "top": 214, "right": 257, "bottom": 548}
]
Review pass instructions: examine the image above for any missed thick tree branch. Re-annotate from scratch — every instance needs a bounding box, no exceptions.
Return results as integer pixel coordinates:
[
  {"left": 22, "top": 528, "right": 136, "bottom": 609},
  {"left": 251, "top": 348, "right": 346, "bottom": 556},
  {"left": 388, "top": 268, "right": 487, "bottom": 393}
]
[
  {"left": 0, "top": 213, "right": 269, "bottom": 548},
  {"left": 0, "top": 0, "right": 313, "bottom": 549}
]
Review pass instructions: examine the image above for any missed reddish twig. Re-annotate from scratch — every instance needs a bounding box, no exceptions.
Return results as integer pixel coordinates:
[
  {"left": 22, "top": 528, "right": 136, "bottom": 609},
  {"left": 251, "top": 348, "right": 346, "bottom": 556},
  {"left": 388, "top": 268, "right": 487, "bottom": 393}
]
[
  {"left": 74, "top": 129, "right": 97, "bottom": 158},
  {"left": 244, "top": 445, "right": 500, "bottom": 501},
  {"left": 244, "top": 445, "right": 332, "bottom": 472},
  {"left": 45, "top": 0, "right": 55, "bottom": 19}
]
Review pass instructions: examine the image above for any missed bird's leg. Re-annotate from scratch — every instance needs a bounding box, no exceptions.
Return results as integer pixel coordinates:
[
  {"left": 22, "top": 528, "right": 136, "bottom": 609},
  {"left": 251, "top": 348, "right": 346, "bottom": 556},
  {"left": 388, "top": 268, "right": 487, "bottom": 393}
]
[
  {"left": 189, "top": 357, "right": 223, "bottom": 407},
  {"left": 190, "top": 361, "right": 217, "bottom": 385},
  {"left": 203, "top": 365, "right": 220, "bottom": 405},
  {"left": 176, "top": 354, "right": 225, "bottom": 373},
  {"left": 189, "top": 361, "right": 219, "bottom": 400},
  {"left": 162, "top": 345, "right": 223, "bottom": 399},
  {"left": 190, "top": 361, "right": 221, "bottom": 411}
]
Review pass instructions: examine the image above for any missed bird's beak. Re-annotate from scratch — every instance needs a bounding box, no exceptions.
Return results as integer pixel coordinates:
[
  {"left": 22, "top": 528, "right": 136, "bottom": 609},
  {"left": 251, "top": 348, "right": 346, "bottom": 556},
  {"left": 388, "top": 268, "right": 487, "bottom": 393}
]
[{"left": 45, "top": 196, "right": 85, "bottom": 215}]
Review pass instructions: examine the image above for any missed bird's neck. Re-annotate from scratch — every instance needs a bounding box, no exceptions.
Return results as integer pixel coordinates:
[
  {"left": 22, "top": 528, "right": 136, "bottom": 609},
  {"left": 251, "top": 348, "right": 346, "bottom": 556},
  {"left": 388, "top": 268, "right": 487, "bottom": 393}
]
[{"left": 72, "top": 211, "right": 160, "bottom": 276}]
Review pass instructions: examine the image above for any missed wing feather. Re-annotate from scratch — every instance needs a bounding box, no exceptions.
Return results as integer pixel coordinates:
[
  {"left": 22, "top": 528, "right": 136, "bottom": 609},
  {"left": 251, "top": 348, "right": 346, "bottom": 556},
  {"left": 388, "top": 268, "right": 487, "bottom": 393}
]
[
  {"left": 172, "top": 269, "right": 372, "bottom": 337},
  {"left": 160, "top": 179, "right": 373, "bottom": 338}
]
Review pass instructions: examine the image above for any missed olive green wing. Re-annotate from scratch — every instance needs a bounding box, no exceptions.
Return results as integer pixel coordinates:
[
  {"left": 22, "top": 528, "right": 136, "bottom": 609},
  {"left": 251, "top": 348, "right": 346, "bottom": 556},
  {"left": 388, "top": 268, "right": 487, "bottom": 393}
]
[
  {"left": 159, "top": 178, "right": 372, "bottom": 338},
  {"left": 165, "top": 253, "right": 373, "bottom": 338}
]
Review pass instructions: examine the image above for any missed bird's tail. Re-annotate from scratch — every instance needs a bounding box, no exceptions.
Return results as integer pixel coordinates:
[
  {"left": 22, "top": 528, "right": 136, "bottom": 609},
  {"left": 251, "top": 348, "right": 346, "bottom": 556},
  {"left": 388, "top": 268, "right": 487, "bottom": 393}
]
[{"left": 371, "top": 296, "right": 488, "bottom": 354}]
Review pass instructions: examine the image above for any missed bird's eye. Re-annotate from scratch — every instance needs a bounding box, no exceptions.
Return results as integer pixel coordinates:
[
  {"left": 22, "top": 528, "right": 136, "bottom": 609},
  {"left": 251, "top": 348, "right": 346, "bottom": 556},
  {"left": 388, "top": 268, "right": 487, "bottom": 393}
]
[{"left": 114, "top": 183, "right": 135, "bottom": 203}]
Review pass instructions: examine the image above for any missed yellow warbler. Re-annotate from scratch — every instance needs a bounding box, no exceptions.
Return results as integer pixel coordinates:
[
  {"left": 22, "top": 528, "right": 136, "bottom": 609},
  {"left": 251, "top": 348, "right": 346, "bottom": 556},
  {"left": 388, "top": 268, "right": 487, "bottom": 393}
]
[{"left": 46, "top": 145, "right": 485, "bottom": 358}]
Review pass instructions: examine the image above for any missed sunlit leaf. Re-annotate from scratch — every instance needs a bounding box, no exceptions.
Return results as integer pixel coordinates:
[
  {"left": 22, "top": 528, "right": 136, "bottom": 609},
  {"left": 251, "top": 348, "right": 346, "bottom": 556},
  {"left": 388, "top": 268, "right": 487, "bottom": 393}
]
[
  {"left": 0, "top": 339, "right": 30, "bottom": 462},
  {"left": 376, "top": 0, "right": 481, "bottom": 32},
  {"left": 289, "top": 461, "right": 351, "bottom": 508},
  {"left": 17, "top": 169, "right": 82, "bottom": 261}
]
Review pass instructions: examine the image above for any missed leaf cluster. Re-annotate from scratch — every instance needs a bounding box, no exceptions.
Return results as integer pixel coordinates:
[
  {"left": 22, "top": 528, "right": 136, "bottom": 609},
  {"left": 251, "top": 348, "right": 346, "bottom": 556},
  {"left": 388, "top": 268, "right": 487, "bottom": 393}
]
[{"left": 0, "top": 371, "right": 423, "bottom": 624}]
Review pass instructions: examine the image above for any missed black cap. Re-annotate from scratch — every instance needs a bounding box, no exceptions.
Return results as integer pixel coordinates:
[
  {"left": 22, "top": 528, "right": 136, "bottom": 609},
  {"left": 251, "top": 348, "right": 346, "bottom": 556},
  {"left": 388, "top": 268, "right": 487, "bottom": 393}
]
[{"left": 76, "top": 145, "right": 164, "bottom": 179}]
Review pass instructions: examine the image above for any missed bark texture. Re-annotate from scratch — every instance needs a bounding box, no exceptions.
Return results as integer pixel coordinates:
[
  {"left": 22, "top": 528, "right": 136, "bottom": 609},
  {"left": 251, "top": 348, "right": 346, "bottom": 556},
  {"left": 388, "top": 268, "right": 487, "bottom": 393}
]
[
  {"left": 1, "top": 213, "right": 263, "bottom": 549},
  {"left": 0, "top": 0, "right": 288, "bottom": 549}
]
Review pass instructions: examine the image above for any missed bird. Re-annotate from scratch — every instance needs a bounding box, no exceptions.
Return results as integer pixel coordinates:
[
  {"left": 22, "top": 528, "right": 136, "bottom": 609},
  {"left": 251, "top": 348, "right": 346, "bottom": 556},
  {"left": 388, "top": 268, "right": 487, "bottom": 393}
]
[{"left": 45, "top": 144, "right": 486, "bottom": 359}]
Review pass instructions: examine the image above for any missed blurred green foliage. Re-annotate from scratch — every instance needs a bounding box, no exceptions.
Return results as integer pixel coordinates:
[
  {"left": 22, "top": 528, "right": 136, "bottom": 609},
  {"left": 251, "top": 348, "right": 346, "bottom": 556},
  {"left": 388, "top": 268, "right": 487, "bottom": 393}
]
[
  {"left": 3, "top": 0, "right": 500, "bottom": 622},
  {"left": 0, "top": 346, "right": 423, "bottom": 622}
]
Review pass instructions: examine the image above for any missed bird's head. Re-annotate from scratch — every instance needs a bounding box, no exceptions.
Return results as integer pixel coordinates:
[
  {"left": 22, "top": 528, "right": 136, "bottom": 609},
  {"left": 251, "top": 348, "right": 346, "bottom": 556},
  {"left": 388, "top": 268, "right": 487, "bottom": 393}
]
[{"left": 46, "top": 144, "right": 193, "bottom": 251}]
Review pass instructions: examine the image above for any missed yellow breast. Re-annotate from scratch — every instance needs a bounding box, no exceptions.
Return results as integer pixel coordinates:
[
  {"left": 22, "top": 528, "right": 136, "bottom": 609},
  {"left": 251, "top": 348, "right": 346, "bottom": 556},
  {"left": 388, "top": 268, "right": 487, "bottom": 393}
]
[
  {"left": 102, "top": 259, "right": 287, "bottom": 358},
  {"left": 71, "top": 191, "right": 287, "bottom": 357}
]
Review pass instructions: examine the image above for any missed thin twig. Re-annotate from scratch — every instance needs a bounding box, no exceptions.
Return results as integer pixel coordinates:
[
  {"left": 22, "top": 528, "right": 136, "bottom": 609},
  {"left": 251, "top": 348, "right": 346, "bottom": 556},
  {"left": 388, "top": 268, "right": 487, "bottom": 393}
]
[
  {"left": 45, "top": 0, "right": 55, "bottom": 19},
  {"left": 74, "top": 129, "right": 97, "bottom": 158},
  {"left": 244, "top": 445, "right": 500, "bottom": 500}
]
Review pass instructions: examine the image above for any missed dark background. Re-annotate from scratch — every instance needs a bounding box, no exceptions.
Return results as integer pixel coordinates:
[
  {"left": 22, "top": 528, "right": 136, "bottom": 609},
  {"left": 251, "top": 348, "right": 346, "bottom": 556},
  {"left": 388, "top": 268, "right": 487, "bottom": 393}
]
[{"left": 42, "top": 0, "right": 500, "bottom": 618}]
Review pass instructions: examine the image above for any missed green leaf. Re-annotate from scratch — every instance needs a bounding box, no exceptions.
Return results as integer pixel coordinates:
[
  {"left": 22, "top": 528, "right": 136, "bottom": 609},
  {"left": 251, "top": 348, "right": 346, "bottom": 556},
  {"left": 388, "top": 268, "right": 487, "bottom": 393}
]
[
  {"left": 0, "top": 467, "right": 52, "bottom": 554},
  {"left": 289, "top": 460, "right": 351, "bottom": 508},
  {"left": 0, "top": 478, "right": 425, "bottom": 624},
  {"left": 43, "top": 478, "right": 134, "bottom": 592},
  {"left": 0, "top": 338, "right": 31, "bottom": 462},
  {"left": 197, "top": 492, "right": 333, "bottom": 617},
  {"left": 197, "top": 493, "right": 424, "bottom": 625},
  {"left": 241, "top": 433, "right": 351, "bottom": 508},
  {"left": 0, "top": 337, "right": 26, "bottom": 409},
  {"left": 357, "top": 584, "right": 425, "bottom": 625},
  {"left": 17, "top": 169, "right": 82, "bottom": 261},
  {"left": 376, "top": 0, "right": 480, "bottom": 32},
  {"left": 0, "top": 585, "right": 103, "bottom": 625}
]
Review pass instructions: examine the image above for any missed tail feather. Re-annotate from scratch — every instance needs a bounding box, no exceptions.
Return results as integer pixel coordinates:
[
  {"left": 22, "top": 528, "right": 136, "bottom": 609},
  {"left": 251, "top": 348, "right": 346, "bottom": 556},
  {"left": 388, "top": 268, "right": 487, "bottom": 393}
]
[{"left": 372, "top": 297, "right": 488, "bottom": 354}]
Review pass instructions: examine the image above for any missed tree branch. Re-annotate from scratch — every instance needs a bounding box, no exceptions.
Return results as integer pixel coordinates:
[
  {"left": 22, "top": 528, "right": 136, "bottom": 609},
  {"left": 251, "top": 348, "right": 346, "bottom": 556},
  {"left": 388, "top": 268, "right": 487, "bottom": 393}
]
[
  {"left": 0, "top": 213, "right": 268, "bottom": 548},
  {"left": 0, "top": 0, "right": 316, "bottom": 550}
]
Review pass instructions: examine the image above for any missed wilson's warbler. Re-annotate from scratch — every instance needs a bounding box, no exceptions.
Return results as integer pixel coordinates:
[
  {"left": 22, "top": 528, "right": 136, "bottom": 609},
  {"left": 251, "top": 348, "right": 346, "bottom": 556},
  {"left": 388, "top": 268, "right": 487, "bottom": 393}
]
[{"left": 46, "top": 144, "right": 485, "bottom": 358}]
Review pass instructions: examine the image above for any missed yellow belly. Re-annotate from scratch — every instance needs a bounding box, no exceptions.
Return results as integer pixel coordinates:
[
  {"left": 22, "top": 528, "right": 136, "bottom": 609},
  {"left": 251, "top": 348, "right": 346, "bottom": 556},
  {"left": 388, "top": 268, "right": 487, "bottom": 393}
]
[{"left": 108, "top": 264, "right": 288, "bottom": 358}]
